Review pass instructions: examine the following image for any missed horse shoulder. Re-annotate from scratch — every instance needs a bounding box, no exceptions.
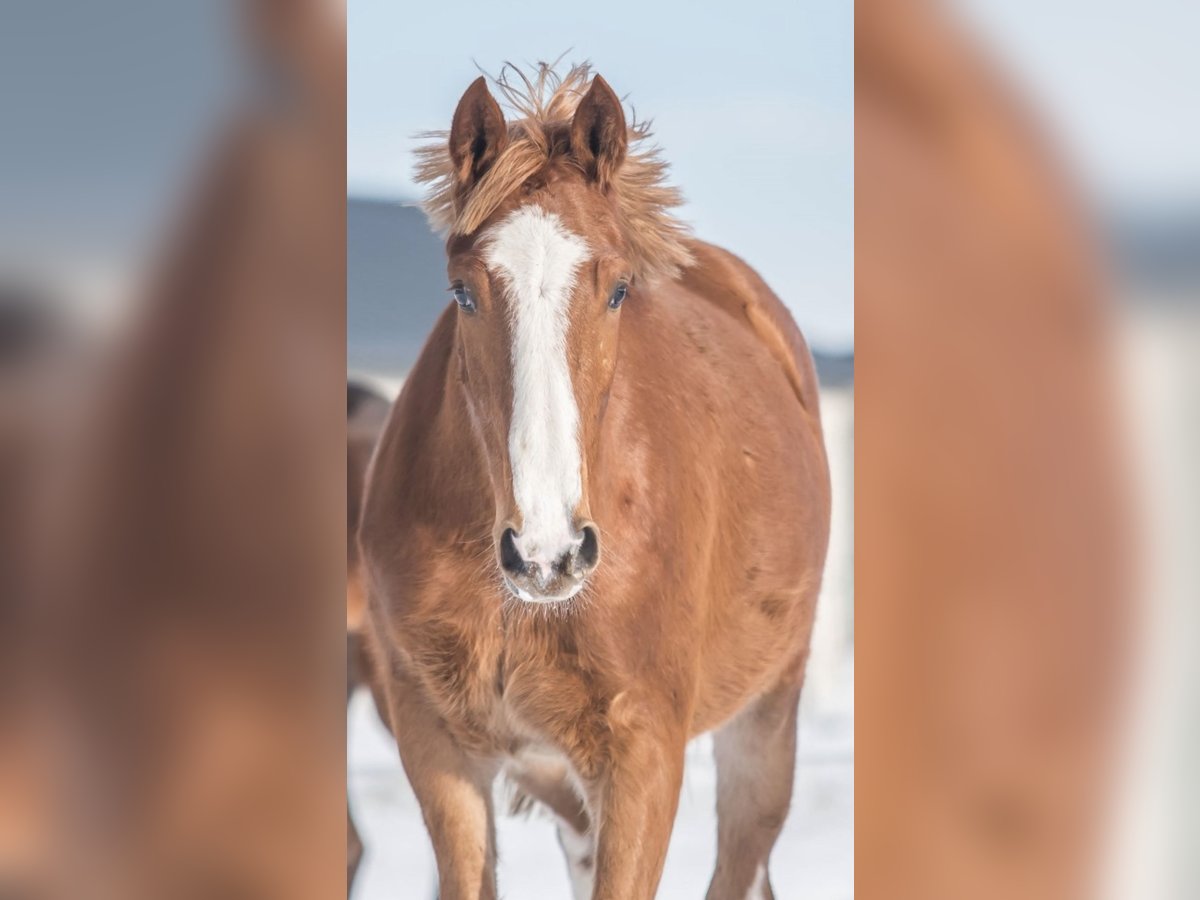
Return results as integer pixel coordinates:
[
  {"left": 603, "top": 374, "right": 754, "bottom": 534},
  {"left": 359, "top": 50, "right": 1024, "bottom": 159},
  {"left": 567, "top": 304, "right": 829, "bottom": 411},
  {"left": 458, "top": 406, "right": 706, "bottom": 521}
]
[
  {"left": 357, "top": 308, "right": 505, "bottom": 746},
  {"left": 359, "top": 305, "right": 481, "bottom": 608}
]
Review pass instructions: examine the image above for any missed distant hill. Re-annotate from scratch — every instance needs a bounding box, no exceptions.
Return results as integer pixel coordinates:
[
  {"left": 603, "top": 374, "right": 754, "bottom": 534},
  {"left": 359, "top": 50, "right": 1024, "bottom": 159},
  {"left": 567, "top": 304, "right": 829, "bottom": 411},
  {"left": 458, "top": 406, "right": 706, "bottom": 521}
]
[
  {"left": 348, "top": 196, "right": 448, "bottom": 376},
  {"left": 1106, "top": 205, "right": 1200, "bottom": 298},
  {"left": 348, "top": 196, "right": 853, "bottom": 387}
]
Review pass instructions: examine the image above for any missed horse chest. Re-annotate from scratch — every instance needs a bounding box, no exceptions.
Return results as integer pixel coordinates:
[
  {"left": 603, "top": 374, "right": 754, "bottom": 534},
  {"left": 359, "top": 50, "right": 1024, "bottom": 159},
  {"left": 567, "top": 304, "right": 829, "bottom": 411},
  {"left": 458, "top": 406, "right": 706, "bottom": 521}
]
[
  {"left": 404, "top": 614, "right": 607, "bottom": 765},
  {"left": 494, "top": 642, "right": 608, "bottom": 762},
  {"left": 495, "top": 688, "right": 606, "bottom": 783}
]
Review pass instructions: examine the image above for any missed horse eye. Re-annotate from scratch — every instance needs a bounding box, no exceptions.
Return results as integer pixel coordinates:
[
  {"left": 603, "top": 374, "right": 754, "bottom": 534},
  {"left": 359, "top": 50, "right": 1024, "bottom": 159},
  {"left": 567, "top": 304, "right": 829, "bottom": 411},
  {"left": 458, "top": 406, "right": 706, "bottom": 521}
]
[
  {"left": 452, "top": 284, "right": 476, "bottom": 313},
  {"left": 608, "top": 283, "right": 628, "bottom": 310}
]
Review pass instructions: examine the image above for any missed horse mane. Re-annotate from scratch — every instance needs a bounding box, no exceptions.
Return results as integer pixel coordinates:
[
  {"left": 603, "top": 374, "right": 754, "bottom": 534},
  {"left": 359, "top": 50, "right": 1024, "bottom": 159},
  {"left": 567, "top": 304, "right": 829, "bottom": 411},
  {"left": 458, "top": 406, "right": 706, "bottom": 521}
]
[{"left": 415, "top": 62, "right": 694, "bottom": 283}]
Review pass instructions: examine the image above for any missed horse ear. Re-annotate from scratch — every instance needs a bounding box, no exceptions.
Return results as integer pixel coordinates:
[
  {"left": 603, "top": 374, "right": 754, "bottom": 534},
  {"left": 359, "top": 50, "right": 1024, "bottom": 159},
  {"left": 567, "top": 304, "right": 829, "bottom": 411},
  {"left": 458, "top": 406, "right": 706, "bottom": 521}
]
[
  {"left": 570, "top": 75, "right": 627, "bottom": 188},
  {"left": 449, "top": 77, "right": 508, "bottom": 193}
]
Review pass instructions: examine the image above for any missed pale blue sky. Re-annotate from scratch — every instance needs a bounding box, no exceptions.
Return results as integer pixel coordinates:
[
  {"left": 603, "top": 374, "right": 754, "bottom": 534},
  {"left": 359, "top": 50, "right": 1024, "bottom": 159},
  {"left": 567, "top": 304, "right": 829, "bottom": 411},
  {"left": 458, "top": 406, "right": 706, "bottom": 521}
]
[
  {"left": 958, "top": 0, "right": 1200, "bottom": 208},
  {"left": 348, "top": 0, "right": 855, "bottom": 350}
]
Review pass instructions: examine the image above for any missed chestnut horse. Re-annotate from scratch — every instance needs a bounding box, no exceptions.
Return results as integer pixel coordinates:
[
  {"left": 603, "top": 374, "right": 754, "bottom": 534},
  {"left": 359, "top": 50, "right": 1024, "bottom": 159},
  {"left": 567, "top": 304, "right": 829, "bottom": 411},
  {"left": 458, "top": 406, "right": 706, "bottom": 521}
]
[{"left": 360, "top": 64, "right": 830, "bottom": 900}]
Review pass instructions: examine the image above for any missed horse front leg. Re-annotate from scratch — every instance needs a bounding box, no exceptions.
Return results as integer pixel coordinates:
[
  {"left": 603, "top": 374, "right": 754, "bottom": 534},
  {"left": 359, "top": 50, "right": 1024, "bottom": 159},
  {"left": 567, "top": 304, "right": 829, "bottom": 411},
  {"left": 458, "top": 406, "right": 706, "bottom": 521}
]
[
  {"left": 588, "top": 705, "right": 688, "bottom": 900},
  {"left": 384, "top": 670, "right": 500, "bottom": 900}
]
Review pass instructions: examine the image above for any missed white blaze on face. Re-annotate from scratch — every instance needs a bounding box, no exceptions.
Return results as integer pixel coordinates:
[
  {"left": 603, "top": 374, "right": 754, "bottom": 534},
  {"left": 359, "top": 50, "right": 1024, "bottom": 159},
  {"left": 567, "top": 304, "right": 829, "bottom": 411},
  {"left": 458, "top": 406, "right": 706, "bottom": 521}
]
[{"left": 482, "top": 206, "right": 590, "bottom": 567}]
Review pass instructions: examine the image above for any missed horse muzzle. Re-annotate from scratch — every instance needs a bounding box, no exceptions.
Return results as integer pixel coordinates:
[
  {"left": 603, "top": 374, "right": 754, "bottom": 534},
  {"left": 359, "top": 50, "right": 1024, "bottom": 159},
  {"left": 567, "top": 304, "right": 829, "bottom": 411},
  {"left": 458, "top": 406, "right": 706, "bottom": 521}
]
[{"left": 497, "top": 523, "right": 599, "bottom": 603}]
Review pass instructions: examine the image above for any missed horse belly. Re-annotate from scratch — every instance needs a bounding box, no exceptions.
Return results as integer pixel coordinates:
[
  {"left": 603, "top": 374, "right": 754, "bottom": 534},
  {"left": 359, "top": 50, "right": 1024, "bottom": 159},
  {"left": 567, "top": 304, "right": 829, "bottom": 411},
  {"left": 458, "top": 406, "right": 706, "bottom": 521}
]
[
  {"left": 689, "top": 587, "right": 815, "bottom": 735},
  {"left": 689, "top": 487, "right": 825, "bottom": 735}
]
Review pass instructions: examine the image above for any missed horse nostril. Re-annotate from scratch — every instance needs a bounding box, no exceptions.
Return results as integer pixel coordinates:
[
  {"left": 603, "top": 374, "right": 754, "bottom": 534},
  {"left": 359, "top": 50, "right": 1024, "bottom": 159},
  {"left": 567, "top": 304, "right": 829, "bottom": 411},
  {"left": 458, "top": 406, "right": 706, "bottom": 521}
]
[
  {"left": 577, "top": 524, "right": 600, "bottom": 573},
  {"left": 499, "top": 528, "right": 525, "bottom": 575}
]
